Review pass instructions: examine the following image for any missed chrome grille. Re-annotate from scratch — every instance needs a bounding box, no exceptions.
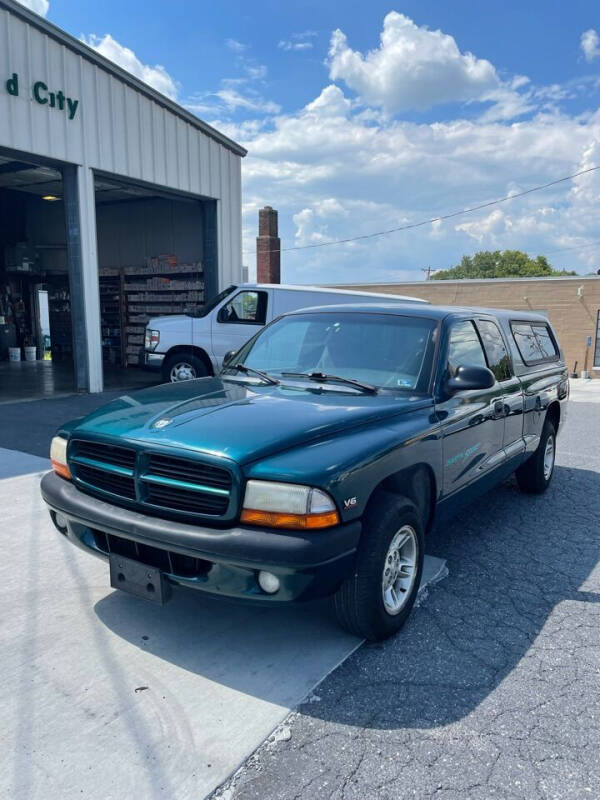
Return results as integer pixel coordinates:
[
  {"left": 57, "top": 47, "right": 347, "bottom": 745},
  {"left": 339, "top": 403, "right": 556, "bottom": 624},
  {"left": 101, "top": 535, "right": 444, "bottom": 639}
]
[
  {"left": 146, "top": 453, "right": 231, "bottom": 490},
  {"left": 68, "top": 438, "right": 233, "bottom": 520},
  {"left": 73, "top": 440, "right": 136, "bottom": 470},
  {"left": 144, "top": 482, "right": 229, "bottom": 515},
  {"left": 76, "top": 463, "right": 136, "bottom": 500}
]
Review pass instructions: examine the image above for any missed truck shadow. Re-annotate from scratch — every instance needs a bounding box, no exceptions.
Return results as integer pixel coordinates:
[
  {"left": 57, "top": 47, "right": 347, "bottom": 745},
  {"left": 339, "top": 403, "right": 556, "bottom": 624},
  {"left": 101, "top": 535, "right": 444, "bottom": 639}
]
[{"left": 94, "top": 464, "right": 599, "bottom": 729}]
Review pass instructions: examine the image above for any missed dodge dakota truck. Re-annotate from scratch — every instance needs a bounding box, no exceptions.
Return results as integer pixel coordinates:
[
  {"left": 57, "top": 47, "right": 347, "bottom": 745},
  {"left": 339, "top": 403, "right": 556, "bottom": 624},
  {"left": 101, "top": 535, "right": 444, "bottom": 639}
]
[{"left": 41, "top": 303, "right": 568, "bottom": 641}]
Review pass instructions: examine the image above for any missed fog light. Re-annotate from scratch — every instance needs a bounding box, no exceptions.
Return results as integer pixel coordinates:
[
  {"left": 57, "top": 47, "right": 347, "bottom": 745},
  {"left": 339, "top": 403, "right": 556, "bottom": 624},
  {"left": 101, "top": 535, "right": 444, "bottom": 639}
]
[
  {"left": 258, "top": 570, "right": 280, "bottom": 594},
  {"left": 54, "top": 512, "right": 68, "bottom": 533}
]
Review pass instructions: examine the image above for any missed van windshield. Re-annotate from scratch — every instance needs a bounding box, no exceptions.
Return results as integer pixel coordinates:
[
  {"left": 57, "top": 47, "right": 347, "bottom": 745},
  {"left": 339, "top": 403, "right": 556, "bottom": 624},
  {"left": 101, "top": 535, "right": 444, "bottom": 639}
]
[
  {"left": 186, "top": 285, "right": 237, "bottom": 318},
  {"left": 233, "top": 312, "right": 437, "bottom": 392}
]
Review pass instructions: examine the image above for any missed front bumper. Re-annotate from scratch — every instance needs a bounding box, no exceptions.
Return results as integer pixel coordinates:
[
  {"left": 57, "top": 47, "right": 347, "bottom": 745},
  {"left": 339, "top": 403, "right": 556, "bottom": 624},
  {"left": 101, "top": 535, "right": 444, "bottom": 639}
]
[
  {"left": 143, "top": 351, "right": 165, "bottom": 370},
  {"left": 41, "top": 472, "right": 360, "bottom": 603}
]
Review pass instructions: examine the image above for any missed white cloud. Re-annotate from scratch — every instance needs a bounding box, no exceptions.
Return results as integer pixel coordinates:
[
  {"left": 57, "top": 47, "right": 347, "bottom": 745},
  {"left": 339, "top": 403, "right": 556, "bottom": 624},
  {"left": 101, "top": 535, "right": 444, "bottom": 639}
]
[
  {"left": 245, "top": 64, "right": 268, "bottom": 80},
  {"left": 581, "top": 29, "right": 600, "bottom": 62},
  {"left": 479, "top": 86, "right": 536, "bottom": 122},
  {"left": 455, "top": 209, "right": 507, "bottom": 241},
  {"left": 226, "top": 39, "right": 248, "bottom": 53},
  {"left": 228, "top": 78, "right": 600, "bottom": 282},
  {"left": 328, "top": 12, "right": 499, "bottom": 113},
  {"left": 213, "top": 89, "right": 280, "bottom": 114},
  {"left": 80, "top": 34, "right": 178, "bottom": 99},
  {"left": 186, "top": 68, "right": 280, "bottom": 117},
  {"left": 279, "top": 40, "right": 313, "bottom": 52},
  {"left": 16, "top": 0, "right": 49, "bottom": 16},
  {"left": 304, "top": 85, "right": 351, "bottom": 117},
  {"left": 279, "top": 30, "right": 318, "bottom": 51}
]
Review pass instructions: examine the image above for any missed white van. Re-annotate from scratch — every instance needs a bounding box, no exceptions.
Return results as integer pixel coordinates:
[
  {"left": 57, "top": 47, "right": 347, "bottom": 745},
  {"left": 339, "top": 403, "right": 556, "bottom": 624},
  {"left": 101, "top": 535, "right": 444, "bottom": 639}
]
[{"left": 144, "top": 283, "right": 427, "bottom": 382}]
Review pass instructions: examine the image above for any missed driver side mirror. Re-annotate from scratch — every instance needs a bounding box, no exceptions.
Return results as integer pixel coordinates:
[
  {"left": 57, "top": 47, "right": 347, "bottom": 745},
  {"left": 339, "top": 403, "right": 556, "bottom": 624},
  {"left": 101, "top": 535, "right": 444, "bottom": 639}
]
[
  {"left": 222, "top": 349, "right": 237, "bottom": 367},
  {"left": 446, "top": 364, "right": 495, "bottom": 393}
]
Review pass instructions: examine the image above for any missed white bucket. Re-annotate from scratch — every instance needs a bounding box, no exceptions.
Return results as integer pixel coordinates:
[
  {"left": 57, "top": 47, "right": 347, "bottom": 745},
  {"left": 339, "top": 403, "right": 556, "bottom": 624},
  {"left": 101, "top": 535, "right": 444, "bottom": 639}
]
[
  {"left": 24, "top": 346, "right": 37, "bottom": 362},
  {"left": 8, "top": 347, "right": 21, "bottom": 362}
]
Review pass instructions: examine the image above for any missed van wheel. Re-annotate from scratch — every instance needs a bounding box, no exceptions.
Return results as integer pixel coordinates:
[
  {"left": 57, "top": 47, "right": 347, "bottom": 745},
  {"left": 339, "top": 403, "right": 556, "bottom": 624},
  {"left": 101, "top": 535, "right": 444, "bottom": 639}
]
[
  {"left": 516, "top": 418, "right": 556, "bottom": 494},
  {"left": 334, "top": 493, "right": 424, "bottom": 641},
  {"left": 162, "top": 352, "right": 208, "bottom": 383}
]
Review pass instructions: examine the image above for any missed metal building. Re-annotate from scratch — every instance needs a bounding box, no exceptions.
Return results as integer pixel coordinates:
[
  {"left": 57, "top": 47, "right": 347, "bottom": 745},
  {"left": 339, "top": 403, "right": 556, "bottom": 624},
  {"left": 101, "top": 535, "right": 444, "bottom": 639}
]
[{"left": 0, "top": 0, "right": 245, "bottom": 396}]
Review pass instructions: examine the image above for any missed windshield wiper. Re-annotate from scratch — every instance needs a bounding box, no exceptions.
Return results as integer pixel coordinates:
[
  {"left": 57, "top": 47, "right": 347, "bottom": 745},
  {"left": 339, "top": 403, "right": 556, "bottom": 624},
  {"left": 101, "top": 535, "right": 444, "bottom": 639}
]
[
  {"left": 225, "top": 363, "right": 280, "bottom": 385},
  {"left": 281, "top": 371, "right": 378, "bottom": 394}
]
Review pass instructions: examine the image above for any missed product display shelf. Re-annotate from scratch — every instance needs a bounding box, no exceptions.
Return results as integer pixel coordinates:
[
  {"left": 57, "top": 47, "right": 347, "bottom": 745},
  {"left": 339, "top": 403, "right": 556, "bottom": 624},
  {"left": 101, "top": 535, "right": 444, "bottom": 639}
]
[{"left": 99, "top": 261, "right": 203, "bottom": 366}]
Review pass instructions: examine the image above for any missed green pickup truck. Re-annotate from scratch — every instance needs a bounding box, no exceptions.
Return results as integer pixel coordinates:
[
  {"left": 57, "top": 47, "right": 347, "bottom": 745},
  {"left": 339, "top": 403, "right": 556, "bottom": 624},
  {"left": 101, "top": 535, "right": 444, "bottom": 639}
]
[{"left": 41, "top": 303, "right": 568, "bottom": 640}]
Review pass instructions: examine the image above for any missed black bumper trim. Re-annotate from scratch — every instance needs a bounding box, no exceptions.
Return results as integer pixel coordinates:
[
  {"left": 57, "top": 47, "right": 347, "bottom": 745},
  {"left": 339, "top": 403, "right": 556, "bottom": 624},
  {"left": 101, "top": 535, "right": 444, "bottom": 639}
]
[{"left": 41, "top": 471, "right": 361, "bottom": 570}]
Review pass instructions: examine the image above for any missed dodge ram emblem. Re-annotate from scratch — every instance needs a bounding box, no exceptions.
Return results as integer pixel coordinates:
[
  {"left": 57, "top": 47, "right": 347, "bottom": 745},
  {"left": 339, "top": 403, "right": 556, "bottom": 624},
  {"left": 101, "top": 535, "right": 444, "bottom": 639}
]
[{"left": 153, "top": 418, "right": 172, "bottom": 429}]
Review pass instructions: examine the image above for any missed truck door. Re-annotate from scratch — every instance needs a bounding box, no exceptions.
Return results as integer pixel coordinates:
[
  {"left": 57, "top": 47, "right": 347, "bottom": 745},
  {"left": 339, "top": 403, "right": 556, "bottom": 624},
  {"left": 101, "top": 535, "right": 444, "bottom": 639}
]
[
  {"left": 211, "top": 289, "right": 269, "bottom": 364},
  {"left": 475, "top": 318, "right": 524, "bottom": 461},
  {"left": 436, "top": 320, "right": 505, "bottom": 498}
]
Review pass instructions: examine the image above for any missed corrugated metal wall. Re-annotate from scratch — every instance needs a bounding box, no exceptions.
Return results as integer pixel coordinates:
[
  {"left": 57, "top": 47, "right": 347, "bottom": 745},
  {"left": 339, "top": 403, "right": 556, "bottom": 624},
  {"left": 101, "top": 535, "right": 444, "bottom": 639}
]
[
  {"left": 0, "top": 3, "right": 243, "bottom": 288},
  {"left": 96, "top": 199, "right": 204, "bottom": 269}
]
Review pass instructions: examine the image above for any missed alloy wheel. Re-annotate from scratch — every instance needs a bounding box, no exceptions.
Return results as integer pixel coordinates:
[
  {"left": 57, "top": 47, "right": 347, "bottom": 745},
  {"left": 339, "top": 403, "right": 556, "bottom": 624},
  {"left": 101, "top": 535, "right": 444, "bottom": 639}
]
[
  {"left": 381, "top": 524, "right": 418, "bottom": 615},
  {"left": 170, "top": 362, "right": 196, "bottom": 382}
]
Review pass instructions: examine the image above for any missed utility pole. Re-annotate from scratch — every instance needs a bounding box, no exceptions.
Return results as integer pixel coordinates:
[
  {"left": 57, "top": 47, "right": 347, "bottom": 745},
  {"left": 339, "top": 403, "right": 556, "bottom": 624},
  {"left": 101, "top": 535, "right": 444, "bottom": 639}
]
[{"left": 421, "top": 267, "right": 439, "bottom": 280}]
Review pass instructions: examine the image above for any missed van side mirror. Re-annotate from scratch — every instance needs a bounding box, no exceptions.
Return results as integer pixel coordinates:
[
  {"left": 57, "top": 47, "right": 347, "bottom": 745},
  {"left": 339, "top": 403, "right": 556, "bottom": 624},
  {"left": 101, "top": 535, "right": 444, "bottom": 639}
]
[
  {"left": 446, "top": 364, "right": 495, "bottom": 393},
  {"left": 222, "top": 350, "right": 237, "bottom": 367}
]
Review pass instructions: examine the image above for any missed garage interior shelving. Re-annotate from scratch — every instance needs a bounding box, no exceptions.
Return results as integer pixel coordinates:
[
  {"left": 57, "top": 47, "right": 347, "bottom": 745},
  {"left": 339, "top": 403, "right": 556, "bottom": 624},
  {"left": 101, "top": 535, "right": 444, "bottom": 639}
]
[
  {"left": 0, "top": 151, "right": 209, "bottom": 400},
  {"left": 100, "top": 259, "right": 204, "bottom": 365}
]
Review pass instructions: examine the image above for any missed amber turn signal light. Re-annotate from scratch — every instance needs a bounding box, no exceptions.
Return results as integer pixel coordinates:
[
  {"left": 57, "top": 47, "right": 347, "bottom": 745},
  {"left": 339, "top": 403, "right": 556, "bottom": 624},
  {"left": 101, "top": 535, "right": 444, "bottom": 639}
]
[
  {"left": 240, "top": 508, "right": 339, "bottom": 530},
  {"left": 51, "top": 459, "right": 71, "bottom": 480}
]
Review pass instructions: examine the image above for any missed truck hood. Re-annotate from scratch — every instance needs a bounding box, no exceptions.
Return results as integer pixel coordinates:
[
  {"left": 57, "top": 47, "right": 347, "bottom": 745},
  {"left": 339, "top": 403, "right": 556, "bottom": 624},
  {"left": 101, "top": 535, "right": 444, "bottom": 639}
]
[
  {"left": 72, "top": 377, "right": 431, "bottom": 465},
  {"left": 148, "top": 314, "right": 193, "bottom": 332}
]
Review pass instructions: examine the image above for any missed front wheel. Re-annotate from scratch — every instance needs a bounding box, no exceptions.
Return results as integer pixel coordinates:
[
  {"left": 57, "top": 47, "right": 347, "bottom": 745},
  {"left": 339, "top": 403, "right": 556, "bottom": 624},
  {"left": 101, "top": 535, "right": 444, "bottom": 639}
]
[
  {"left": 516, "top": 418, "right": 556, "bottom": 494},
  {"left": 334, "top": 493, "right": 424, "bottom": 641},
  {"left": 161, "top": 352, "right": 208, "bottom": 383}
]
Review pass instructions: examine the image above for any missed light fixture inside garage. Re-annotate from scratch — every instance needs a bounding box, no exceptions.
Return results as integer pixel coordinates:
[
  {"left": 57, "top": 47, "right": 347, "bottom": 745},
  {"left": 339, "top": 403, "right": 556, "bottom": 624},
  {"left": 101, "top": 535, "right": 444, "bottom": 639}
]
[{"left": 42, "top": 194, "right": 61, "bottom": 202}]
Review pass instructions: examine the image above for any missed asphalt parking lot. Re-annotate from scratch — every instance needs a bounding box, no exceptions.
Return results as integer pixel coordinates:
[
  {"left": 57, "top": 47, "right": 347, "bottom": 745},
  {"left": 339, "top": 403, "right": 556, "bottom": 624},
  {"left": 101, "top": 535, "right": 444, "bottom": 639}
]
[
  {"left": 0, "top": 386, "right": 598, "bottom": 800},
  {"left": 219, "top": 394, "right": 600, "bottom": 800}
]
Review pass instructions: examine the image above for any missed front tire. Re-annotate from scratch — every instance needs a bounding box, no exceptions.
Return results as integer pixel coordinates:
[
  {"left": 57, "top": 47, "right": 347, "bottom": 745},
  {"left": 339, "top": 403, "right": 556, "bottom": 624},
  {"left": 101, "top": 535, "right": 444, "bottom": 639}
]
[
  {"left": 334, "top": 493, "right": 424, "bottom": 641},
  {"left": 162, "top": 352, "right": 208, "bottom": 383},
  {"left": 516, "top": 418, "right": 556, "bottom": 494}
]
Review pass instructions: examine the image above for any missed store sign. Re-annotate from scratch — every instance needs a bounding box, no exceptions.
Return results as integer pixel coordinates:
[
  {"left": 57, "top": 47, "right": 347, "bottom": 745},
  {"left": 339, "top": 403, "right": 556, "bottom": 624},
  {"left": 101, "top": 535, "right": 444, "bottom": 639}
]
[{"left": 5, "top": 73, "right": 79, "bottom": 120}]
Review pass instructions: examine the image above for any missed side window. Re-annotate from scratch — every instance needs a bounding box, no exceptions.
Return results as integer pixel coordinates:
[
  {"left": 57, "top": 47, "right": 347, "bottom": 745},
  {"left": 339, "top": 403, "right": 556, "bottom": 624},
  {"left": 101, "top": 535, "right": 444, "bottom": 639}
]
[
  {"left": 511, "top": 322, "right": 558, "bottom": 365},
  {"left": 532, "top": 324, "right": 558, "bottom": 360},
  {"left": 218, "top": 291, "right": 267, "bottom": 325},
  {"left": 511, "top": 323, "right": 542, "bottom": 363},
  {"left": 477, "top": 320, "right": 512, "bottom": 381},
  {"left": 446, "top": 321, "right": 488, "bottom": 376}
]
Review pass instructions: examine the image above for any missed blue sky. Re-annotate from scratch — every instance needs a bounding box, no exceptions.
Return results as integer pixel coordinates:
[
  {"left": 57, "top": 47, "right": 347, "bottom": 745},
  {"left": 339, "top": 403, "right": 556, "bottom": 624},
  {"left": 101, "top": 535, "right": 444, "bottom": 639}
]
[{"left": 21, "top": 0, "right": 600, "bottom": 282}]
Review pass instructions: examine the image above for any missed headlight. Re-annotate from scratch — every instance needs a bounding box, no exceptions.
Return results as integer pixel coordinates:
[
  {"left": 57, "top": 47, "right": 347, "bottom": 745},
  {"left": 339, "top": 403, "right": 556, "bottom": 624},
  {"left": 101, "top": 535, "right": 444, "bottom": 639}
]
[
  {"left": 50, "top": 435, "right": 71, "bottom": 480},
  {"left": 241, "top": 480, "right": 339, "bottom": 530},
  {"left": 145, "top": 329, "right": 160, "bottom": 351}
]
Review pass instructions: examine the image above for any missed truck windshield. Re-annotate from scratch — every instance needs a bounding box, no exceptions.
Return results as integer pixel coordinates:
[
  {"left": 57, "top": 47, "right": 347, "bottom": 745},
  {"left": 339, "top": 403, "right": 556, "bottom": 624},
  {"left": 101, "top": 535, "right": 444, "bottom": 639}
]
[
  {"left": 235, "top": 312, "right": 437, "bottom": 392},
  {"left": 186, "top": 285, "right": 237, "bottom": 318}
]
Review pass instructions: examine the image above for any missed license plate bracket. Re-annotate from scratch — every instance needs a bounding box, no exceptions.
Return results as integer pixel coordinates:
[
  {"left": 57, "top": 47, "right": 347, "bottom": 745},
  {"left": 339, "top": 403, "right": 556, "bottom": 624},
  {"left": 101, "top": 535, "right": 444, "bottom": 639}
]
[{"left": 109, "top": 552, "right": 170, "bottom": 604}]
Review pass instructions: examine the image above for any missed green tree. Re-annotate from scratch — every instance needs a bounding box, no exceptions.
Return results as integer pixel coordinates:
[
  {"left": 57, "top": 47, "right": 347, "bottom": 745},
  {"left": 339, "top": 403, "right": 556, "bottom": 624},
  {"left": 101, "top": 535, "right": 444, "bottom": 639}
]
[{"left": 431, "top": 250, "right": 577, "bottom": 280}]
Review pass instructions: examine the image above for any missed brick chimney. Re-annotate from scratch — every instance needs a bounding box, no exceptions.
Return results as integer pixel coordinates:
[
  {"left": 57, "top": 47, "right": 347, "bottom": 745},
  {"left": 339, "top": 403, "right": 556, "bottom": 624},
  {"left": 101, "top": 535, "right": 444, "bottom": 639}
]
[{"left": 256, "top": 206, "right": 281, "bottom": 284}]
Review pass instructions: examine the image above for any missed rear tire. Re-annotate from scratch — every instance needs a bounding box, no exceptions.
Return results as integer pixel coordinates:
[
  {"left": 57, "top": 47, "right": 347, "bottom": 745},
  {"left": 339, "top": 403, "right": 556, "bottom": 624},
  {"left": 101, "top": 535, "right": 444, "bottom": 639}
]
[
  {"left": 162, "top": 351, "right": 208, "bottom": 383},
  {"left": 516, "top": 418, "right": 556, "bottom": 494},
  {"left": 334, "top": 493, "right": 424, "bottom": 641}
]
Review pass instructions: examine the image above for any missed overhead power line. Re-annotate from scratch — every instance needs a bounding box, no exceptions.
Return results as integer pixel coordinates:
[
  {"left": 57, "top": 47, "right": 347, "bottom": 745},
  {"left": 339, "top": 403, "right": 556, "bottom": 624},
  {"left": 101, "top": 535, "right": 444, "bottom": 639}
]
[{"left": 244, "top": 164, "right": 600, "bottom": 256}]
